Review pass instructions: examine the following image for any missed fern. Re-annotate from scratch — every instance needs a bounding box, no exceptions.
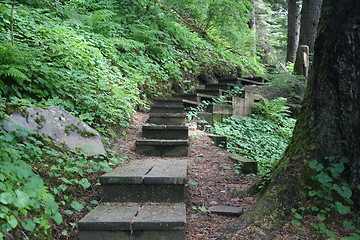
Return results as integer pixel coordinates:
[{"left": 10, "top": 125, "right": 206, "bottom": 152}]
[{"left": 253, "top": 96, "right": 291, "bottom": 122}]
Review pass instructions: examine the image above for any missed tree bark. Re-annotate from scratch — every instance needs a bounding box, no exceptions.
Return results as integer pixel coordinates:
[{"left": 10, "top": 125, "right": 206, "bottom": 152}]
[
  {"left": 293, "top": 0, "right": 323, "bottom": 74},
  {"left": 219, "top": 0, "right": 360, "bottom": 237},
  {"left": 285, "top": 0, "right": 301, "bottom": 63}
]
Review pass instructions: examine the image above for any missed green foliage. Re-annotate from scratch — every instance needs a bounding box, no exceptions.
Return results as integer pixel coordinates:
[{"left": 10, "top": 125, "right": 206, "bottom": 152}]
[
  {"left": 255, "top": 0, "right": 287, "bottom": 63},
  {"left": 259, "top": 72, "right": 307, "bottom": 117},
  {"left": 291, "top": 157, "right": 360, "bottom": 239},
  {"left": 211, "top": 93, "right": 295, "bottom": 174},
  {"left": 253, "top": 96, "right": 296, "bottom": 140},
  {"left": 211, "top": 115, "right": 292, "bottom": 174},
  {"left": 0, "top": 1, "right": 265, "bottom": 238},
  {"left": 0, "top": 121, "right": 124, "bottom": 239}
]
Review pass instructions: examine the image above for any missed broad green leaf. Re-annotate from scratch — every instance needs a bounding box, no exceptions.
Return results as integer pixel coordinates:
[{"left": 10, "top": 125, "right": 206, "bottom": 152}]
[
  {"left": 71, "top": 201, "right": 84, "bottom": 211},
  {"left": 14, "top": 190, "right": 30, "bottom": 208},
  {"left": 21, "top": 219, "right": 36, "bottom": 231},
  {"left": 335, "top": 202, "right": 350, "bottom": 215},
  {"left": 8, "top": 215, "right": 18, "bottom": 228},
  {"left": 333, "top": 184, "right": 352, "bottom": 199},
  {"left": 316, "top": 172, "right": 333, "bottom": 187},
  {"left": 292, "top": 219, "right": 301, "bottom": 227},
  {"left": 329, "top": 163, "right": 345, "bottom": 178},
  {"left": 52, "top": 212, "right": 62, "bottom": 225},
  {"left": 317, "top": 213, "right": 326, "bottom": 221},
  {"left": 309, "top": 160, "right": 323, "bottom": 171},
  {"left": 64, "top": 210, "right": 73, "bottom": 215},
  {"left": 0, "top": 192, "right": 14, "bottom": 204},
  {"left": 79, "top": 178, "right": 91, "bottom": 189},
  {"left": 343, "top": 221, "right": 356, "bottom": 230}
]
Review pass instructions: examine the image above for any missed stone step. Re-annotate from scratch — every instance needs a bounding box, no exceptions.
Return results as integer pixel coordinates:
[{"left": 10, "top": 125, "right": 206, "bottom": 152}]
[
  {"left": 135, "top": 140, "right": 188, "bottom": 157},
  {"left": 229, "top": 155, "right": 257, "bottom": 174},
  {"left": 149, "top": 105, "right": 185, "bottom": 114},
  {"left": 218, "top": 77, "right": 242, "bottom": 85},
  {"left": 78, "top": 202, "right": 186, "bottom": 240},
  {"left": 100, "top": 159, "right": 187, "bottom": 203},
  {"left": 173, "top": 93, "right": 215, "bottom": 104},
  {"left": 153, "top": 98, "right": 199, "bottom": 108},
  {"left": 206, "top": 133, "right": 227, "bottom": 149},
  {"left": 147, "top": 113, "right": 186, "bottom": 125},
  {"left": 243, "top": 76, "right": 269, "bottom": 84},
  {"left": 206, "top": 104, "right": 233, "bottom": 114},
  {"left": 219, "top": 77, "right": 267, "bottom": 86},
  {"left": 204, "top": 83, "right": 237, "bottom": 91},
  {"left": 196, "top": 88, "right": 225, "bottom": 97},
  {"left": 239, "top": 78, "right": 267, "bottom": 86},
  {"left": 142, "top": 125, "right": 188, "bottom": 140}
]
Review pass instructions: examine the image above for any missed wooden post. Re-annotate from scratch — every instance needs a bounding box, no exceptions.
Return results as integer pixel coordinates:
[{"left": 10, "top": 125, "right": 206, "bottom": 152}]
[{"left": 294, "top": 45, "right": 310, "bottom": 77}]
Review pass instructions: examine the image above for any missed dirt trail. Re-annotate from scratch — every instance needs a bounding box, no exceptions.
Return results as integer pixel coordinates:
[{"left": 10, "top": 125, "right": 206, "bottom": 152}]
[{"left": 108, "top": 112, "right": 256, "bottom": 239}]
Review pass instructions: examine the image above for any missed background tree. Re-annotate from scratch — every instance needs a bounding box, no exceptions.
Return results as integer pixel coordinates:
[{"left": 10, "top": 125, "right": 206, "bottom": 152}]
[
  {"left": 293, "top": 0, "right": 323, "bottom": 74},
  {"left": 285, "top": 0, "right": 301, "bottom": 63},
  {"left": 221, "top": 0, "right": 360, "bottom": 237}
]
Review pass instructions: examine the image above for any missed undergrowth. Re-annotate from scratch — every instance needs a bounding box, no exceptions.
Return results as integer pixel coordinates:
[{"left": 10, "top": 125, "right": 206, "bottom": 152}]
[
  {"left": 211, "top": 97, "right": 296, "bottom": 174},
  {"left": 0, "top": 121, "right": 124, "bottom": 239},
  {"left": 291, "top": 157, "right": 360, "bottom": 239}
]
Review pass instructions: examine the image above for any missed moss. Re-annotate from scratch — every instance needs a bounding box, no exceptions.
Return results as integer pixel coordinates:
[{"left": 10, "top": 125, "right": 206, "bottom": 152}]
[
  {"left": 64, "top": 124, "right": 95, "bottom": 138},
  {"left": 34, "top": 115, "right": 46, "bottom": 130}
]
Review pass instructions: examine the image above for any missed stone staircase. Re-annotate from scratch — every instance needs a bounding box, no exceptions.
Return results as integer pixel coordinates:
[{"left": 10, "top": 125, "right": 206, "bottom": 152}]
[{"left": 78, "top": 76, "right": 265, "bottom": 239}]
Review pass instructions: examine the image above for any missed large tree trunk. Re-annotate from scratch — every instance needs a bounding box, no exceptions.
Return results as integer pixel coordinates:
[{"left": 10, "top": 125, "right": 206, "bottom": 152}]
[
  {"left": 219, "top": 0, "right": 360, "bottom": 238},
  {"left": 285, "top": 0, "right": 301, "bottom": 63},
  {"left": 293, "top": 0, "right": 323, "bottom": 74}
]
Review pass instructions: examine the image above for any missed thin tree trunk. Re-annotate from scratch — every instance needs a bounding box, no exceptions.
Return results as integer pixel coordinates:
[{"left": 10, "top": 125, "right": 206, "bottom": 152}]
[
  {"left": 285, "top": 0, "right": 301, "bottom": 63},
  {"left": 293, "top": 0, "right": 323, "bottom": 74},
  {"left": 10, "top": 0, "right": 15, "bottom": 45}
]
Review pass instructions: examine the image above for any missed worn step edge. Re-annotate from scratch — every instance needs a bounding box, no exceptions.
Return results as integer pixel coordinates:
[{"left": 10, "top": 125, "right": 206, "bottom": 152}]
[
  {"left": 148, "top": 113, "right": 186, "bottom": 117},
  {"left": 100, "top": 159, "right": 187, "bottom": 185},
  {"left": 142, "top": 125, "right": 188, "bottom": 130},
  {"left": 136, "top": 140, "right": 189, "bottom": 146},
  {"left": 78, "top": 203, "right": 186, "bottom": 232}
]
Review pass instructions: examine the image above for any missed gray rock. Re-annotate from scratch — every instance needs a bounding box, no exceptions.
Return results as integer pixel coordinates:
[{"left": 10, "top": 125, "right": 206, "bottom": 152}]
[
  {"left": 3, "top": 106, "right": 106, "bottom": 156},
  {"left": 208, "top": 205, "right": 244, "bottom": 216}
]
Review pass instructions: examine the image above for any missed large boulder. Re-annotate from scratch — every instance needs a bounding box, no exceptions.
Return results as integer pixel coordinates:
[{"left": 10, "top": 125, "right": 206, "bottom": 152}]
[{"left": 3, "top": 106, "right": 107, "bottom": 156}]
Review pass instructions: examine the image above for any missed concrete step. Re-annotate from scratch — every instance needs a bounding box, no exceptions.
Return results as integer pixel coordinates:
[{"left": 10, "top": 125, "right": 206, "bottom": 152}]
[
  {"left": 147, "top": 113, "right": 186, "bottom": 125},
  {"left": 206, "top": 104, "right": 233, "bottom": 114},
  {"left": 142, "top": 125, "right": 188, "bottom": 140},
  {"left": 153, "top": 98, "right": 199, "bottom": 108},
  {"left": 149, "top": 105, "right": 185, "bottom": 114},
  {"left": 204, "top": 83, "right": 237, "bottom": 91},
  {"left": 218, "top": 77, "right": 242, "bottom": 85},
  {"left": 196, "top": 88, "right": 225, "bottom": 97},
  {"left": 218, "top": 77, "right": 267, "bottom": 86},
  {"left": 78, "top": 202, "right": 186, "bottom": 240},
  {"left": 135, "top": 140, "right": 188, "bottom": 157},
  {"left": 100, "top": 159, "right": 187, "bottom": 203},
  {"left": 243, "top": 76, "right": 269, "bottom": 84},
  {"left": 240, "top": 78, "right": 267, "bottom": 86},
  {"left": 173, "top": 93, "right": 215, "bottom": 104}
]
